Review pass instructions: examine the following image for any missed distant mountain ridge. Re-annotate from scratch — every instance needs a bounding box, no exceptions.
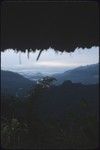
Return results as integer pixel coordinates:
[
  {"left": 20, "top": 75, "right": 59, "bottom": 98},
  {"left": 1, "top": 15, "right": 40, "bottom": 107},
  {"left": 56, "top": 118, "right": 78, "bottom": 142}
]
[
  {"left": 21, "top": 72, "right": 45, "bottom": 81},
  {"left": 18, "top": 64, "right": 99, "bottom": 85},
  {"left": 1, "top": 63, "right": 99, "bottom": 98},
  {"left": 53, "top": 63, "right": 99, "bottom": 85},
  {"left": 1, "top": 70, "right": 35, "bottom": 98}
]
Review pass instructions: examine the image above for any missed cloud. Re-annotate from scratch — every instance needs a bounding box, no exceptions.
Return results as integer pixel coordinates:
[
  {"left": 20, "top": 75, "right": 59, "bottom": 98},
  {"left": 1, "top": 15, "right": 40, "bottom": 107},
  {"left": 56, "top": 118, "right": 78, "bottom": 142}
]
[
  {"left": 1, "top": 47, "right": 99, "bottom": 74},
  {"left": 36, "top": 61, "right": 78, "bottom": 67}
]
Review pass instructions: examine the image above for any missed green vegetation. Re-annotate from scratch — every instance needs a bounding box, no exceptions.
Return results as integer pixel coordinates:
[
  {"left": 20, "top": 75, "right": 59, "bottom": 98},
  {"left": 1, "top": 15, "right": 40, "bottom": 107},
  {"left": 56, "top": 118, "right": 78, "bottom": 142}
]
[
  {"left": 1, "top": 118, "right": 28, "bottom": 149},
  {"left": 1, "top": 77, "right": 99, "bottom": 149}
]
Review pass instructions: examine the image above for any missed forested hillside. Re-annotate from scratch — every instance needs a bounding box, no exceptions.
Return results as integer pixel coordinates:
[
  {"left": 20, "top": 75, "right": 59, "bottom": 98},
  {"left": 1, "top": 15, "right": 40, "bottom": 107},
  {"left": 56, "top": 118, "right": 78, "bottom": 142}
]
[
  {"left": 53, "top": 63, "right": 99, "bottom": 85},
  {"left": 1, "top": 77, "right": 99, "bottom": 149},
  {"left": 1, "top": 70, "right": 35, "bottom": 98}
]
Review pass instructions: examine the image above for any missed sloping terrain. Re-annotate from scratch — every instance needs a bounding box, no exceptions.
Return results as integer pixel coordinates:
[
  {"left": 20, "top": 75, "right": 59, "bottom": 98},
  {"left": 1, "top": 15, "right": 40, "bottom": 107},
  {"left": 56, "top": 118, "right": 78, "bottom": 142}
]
[
  {"left": 1, "top": 70, "right": 35, "bottom": 98},
  {"left": 53, "top": 63, "right": 99, "bottom": 85}
]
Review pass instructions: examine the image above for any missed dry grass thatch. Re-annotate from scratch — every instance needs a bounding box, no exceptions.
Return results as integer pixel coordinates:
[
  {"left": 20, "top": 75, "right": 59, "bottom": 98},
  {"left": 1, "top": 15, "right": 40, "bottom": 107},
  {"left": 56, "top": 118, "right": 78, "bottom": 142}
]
[{"left": 1, "top": 1, "right": 99, "bottom": 54}]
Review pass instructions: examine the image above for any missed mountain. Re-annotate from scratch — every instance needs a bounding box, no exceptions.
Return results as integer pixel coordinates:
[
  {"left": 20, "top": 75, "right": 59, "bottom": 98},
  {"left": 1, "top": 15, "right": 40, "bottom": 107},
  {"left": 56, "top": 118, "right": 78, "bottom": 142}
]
[
  {"left": 20, "top": 72, "right": 45, "bottom": 81},
  {"left": 1, "top": 70, "right": 35, "bottom": 98},
  {"left": 53, "top": 63, "right": 99, "bottom": 85}
]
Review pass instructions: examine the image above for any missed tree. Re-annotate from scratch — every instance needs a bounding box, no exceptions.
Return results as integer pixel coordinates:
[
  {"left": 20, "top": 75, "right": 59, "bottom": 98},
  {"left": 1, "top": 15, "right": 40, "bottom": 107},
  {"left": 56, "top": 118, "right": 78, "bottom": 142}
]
[
  {"left": 1, "top": 118, "right": 28, "bottom": 149},
  {"left": 32, "top": 76, "right": 57, "bottom": 97},
  {"left": 37, "top": 76, "right": 57, "bottom": 88}
]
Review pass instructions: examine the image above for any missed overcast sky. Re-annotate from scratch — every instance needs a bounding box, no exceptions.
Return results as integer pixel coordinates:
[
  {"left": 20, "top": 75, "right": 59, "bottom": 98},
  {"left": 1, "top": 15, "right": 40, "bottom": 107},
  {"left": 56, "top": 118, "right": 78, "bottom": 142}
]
[{"left": 1, "top": 47, "right": 99, "bottom": 74}]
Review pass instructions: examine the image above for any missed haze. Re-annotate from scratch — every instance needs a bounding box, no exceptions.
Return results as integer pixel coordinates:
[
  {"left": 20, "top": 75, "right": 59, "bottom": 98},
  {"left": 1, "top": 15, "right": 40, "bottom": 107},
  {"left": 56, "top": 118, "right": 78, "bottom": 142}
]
[{"left": 1, "top": 47, "right": 99, "bottom": 74}]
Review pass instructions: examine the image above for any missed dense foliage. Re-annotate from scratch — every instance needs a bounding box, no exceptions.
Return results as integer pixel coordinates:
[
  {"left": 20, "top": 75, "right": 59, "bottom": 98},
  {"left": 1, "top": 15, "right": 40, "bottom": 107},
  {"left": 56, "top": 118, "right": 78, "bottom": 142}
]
[{"left": 1, "top": 77, "right": 99, "bottom": 149}]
